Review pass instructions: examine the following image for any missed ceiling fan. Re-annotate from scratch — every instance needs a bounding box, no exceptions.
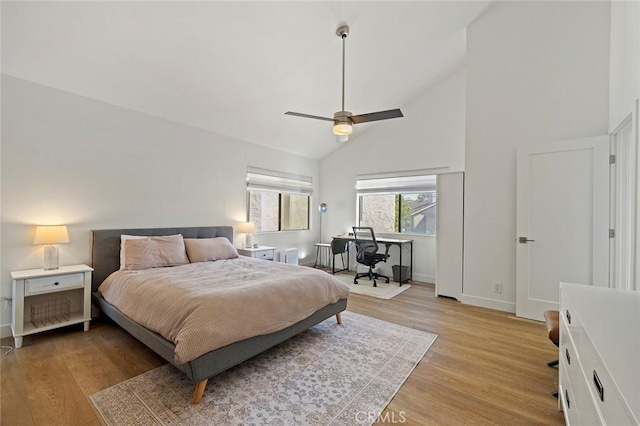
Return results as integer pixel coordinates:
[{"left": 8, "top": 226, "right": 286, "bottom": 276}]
[{"left": 285, "top": 25, "right": 403, "bottom": 139}]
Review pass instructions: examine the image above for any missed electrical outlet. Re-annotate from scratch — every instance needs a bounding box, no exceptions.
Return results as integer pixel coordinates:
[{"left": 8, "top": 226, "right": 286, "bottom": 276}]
[{"left": 492, "top": 282, "right": 502, "bottom": 293}]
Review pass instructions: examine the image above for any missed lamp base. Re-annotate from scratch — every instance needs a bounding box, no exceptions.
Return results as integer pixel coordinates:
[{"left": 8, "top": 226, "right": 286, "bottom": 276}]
[
  {"left": 245, "top": 233, "right": 253, "bottom": 249},
  {"left": 43, "top": 245, "right": 60, "bottom": 270}
]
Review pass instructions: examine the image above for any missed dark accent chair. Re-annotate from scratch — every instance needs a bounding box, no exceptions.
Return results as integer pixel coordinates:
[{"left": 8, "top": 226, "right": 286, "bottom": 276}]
[
  {"left": 544, "top": 310, "right": 560, "bottom": 398},
  {"left": 352, "top": 227, "right": 390, "bottom": 287},
  {"left": 331, "top": 239, "right": 349, "bottom": 274}
]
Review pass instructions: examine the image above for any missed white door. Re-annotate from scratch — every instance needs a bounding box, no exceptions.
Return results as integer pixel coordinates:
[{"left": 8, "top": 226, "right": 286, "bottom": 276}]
[
  {"left": 610, "top": 115, "right": 636, "bottom": 291},
  {"left": 516, "top": 136, "right": 609, "bottom": 320}
]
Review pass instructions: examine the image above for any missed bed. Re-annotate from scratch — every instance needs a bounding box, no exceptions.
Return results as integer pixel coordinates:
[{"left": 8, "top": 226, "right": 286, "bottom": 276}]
[{"left": 90, "top": 226, "right": 349, "bottom": 404}]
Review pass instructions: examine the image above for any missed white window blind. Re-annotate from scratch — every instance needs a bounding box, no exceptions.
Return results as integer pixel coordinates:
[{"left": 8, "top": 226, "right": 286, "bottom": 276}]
[
  {"left": 247, "top": 166, "right": 313, "bottom": 195},
  {"left": 356, "top": 168, "right": 446, "bottom": 195}
]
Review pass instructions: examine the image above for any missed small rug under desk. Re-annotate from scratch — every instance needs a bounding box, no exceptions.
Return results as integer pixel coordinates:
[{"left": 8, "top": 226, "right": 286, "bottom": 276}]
[
  {"left": 90, "top": 311, "right": 436, "bottom": 426},
  {"left": 332, "top": 272, "right": 411, "bottom": 300}
]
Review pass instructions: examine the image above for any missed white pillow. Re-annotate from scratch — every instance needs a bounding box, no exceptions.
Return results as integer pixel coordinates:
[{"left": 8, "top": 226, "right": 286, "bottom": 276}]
[{"left": 119, "top": 234, "right": 182, "bottom": 270}]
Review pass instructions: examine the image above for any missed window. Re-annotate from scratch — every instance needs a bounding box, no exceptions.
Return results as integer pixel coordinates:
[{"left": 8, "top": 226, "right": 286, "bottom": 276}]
[
  {"left": 356, "top": 171, "right": 440, "bottom": 236},
  {"left": 247, "top": 167, "right": 311, "bottom": 232},
  {"left": 280, "top": 193, "right": 309, "bottom": 231}
]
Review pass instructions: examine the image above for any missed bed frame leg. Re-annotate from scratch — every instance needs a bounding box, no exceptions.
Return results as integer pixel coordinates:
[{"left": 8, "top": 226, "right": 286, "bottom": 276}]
[
  {"left": 336, "top": 312, "right": 342, "bottom": 325},
  {"left": 192, "top": 379, "right": 208, "bottom": 404}
]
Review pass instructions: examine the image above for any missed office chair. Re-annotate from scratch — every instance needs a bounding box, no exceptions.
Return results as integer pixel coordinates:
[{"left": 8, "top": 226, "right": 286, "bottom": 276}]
[{"left": 352, "top": 226, "right": 390, "bottom": 287}]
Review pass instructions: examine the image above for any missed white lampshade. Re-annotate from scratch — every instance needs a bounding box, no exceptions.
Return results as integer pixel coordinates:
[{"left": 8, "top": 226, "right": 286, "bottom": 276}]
[
  {"left": 33, "top": 225, "right": 69, "bottom": 270},
  {"left": 236, "top": 222, "right": 256, "bottom": 234},
  {"left": 33, "top": 225, "right": 69, "bottom": 245},
  {"left": 237, "top": 222, "right": 257, "bottom": 249}
]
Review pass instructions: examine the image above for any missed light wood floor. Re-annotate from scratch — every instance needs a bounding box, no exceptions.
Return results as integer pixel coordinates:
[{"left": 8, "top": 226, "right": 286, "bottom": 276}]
[{"left": 1, "top": 283, "right": 565, "bottom": 425}]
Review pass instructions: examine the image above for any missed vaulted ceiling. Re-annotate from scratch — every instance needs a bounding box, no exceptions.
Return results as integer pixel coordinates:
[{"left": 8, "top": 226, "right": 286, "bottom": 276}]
[{"left": 2, "top": 1, "right": 491, "bottom": 159}]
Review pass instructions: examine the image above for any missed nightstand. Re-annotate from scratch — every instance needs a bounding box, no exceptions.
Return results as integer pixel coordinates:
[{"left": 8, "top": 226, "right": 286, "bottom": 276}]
[
  {"left": 237, "top": 246, "right": 276, "bottom": 261},
  {"left": 11, "top": 264, "right": 93, "bottom": 348}
]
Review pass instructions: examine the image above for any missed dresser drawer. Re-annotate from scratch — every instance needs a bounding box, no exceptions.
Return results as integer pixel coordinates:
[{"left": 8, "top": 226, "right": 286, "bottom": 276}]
[
  {"left": 562, "top": 298, "right": 584, "bottom": 352},
  {"left": 578, "top": 336, "right": 637, "bottom": 425},
  {"left": 577, "top": 382, "right": 604, "bottom": 426},
  {"left": 559, "top": 358, "right": 579, "bottom": 426},
  {"left": 560, "top": 319, "right": 582, "bottom": 396},
  {"left": 25, "top": 273, "right": 84, "bottom": 295}
]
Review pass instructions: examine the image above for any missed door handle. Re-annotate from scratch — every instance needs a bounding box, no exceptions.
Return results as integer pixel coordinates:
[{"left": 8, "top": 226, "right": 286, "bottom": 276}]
[{"left": 518, "top": 237, "right": 535, "bottom": 243}]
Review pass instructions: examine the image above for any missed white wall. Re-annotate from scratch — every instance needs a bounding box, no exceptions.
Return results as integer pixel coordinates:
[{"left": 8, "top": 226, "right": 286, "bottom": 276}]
[
  {"left": 319, "top": 67, "right": 467, "bottom": 283},
  {"left": 0, "top": 75, "right": 321, "bottom": 335},
  {"left": 609, "top": 1, "right": 640, "bottom": 291},
  {"left": 464, "top": 1, "right": 610, "bottom": 312},
  {"left": 609, "top": 0, "right": 640, "bottom": 132}
]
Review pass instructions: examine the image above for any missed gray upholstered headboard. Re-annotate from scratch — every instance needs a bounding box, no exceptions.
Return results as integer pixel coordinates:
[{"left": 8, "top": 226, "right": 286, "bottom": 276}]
[{"left": 90, "top": 226, "right": 234, "bottom": 291}]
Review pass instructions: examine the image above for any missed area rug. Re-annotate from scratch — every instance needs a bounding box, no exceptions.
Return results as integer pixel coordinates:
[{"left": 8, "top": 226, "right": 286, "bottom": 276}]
[
  {"left": 334, "top": 273, "right": 411, "bottom": 300},
  {"left": 90, "top": 311, "right": 436, "bottom": 426}
]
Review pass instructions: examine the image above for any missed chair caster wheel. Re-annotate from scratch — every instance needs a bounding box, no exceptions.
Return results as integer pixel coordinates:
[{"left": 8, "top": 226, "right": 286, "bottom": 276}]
[
  {"left": 353, "top": 279, "right": 358, "bottom": 284},
  {"left": 385, "top": 278, "right": 390, "bottom": 283},
  {"left": 373, "top": 281, "right": 377, "bottom": 287}
]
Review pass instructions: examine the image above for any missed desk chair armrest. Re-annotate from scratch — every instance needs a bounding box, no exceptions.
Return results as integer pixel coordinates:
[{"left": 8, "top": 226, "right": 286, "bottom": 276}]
[{"left": 383, "top": 243, "right": 391, "bottom": 261}]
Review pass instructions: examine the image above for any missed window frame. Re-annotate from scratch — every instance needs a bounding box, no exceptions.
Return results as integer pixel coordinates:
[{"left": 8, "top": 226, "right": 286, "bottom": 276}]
[
  {"left": 246, "top": 167, "right": 312, "bottom": 233},
  {"left": 356, "top": 170, "right": 441, "bottom": 237}
]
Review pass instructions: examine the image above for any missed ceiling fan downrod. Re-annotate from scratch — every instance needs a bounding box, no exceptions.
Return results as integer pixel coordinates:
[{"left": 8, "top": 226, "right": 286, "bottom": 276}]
[{"left": 336, "top": 25, "right": 349, "bottom": 112}]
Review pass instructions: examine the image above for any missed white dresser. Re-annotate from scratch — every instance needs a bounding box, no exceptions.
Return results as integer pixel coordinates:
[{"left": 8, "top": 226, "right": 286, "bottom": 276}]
[{"left": 559, "top": 283, "right": 639, "bottom": 425}]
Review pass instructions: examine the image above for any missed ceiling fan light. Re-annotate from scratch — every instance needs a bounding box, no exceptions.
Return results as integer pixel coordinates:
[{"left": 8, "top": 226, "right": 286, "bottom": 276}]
[{"left": 333, "top": 121, "right": 353, "bottom": 135}]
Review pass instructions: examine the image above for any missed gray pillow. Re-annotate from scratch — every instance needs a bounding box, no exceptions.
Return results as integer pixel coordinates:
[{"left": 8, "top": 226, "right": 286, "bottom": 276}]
[
  {"left": 184, "top": 237, "right": 239, "bottom": 263},
  {"left": 123, "top": 235, "right": 190, "bottom": 270}
]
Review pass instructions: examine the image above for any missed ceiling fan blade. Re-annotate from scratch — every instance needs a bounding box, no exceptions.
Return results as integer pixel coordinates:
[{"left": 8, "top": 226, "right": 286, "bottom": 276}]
[
  {"left": 350, "top": 109, "right": 404, "bottom": 124},
  {"left": 285, "top": 111, "right": 335, "bottom": 122}
]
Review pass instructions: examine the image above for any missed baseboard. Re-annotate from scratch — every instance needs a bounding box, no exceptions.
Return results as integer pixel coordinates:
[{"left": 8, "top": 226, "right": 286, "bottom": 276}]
[
  {"left": 459, "top": 294, "right": 516, "bottom": 313},
  {"left": 0, "top": 323, "right": 12, "bottom": 339},
  {"left": 376, "top": 268, "right": 433, "bottom": 285},
  {"left": 411, "top": 273, "right": 434, "bottom": 284}
]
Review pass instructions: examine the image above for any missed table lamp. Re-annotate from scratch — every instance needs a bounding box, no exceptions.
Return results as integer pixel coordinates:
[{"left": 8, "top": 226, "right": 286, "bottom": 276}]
[
  {"left": 33, "top": 225, "right": 69, "bottom": 270},
  {"left": 237, "top": 222, "right": 257, "bottom": 248}
]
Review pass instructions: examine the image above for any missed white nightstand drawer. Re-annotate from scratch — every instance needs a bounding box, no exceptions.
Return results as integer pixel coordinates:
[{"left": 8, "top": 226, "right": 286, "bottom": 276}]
[
  {"left": 254, "top": 250, "right": 274, "bottom": 260},
  {"left": 238, "top": 246, "right": 276, "bottom": 260},
  {"left": 25, "top": 273, "right": 84, "bottom": 295}
]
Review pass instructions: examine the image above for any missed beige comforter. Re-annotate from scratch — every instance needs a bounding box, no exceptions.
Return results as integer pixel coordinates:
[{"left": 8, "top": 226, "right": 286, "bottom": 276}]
[{"left": 98, "top": 258, "right": 350, "bottom": 364}]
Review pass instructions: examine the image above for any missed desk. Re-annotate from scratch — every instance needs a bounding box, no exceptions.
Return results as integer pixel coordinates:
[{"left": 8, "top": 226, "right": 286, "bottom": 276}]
[{"left": 332, "top": 234, "right": 414, "bottom": 284}]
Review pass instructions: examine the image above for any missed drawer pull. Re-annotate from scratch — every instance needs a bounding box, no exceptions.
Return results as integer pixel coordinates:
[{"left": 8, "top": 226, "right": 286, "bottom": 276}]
[
  {"left": 565, "top": 348, "right": 570, "bottom": 365},
  {"left": 54, "top": 282, "right": 59, "bottom": 286},
  {"left": 566, "top": 310, "right": 571, "bottom": 324},
  {"left": 565, "top": 388, "right": 570, "bottom": 409},
  {"left": 593, "top": 370, "right": 604, "bottom": 402}
]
